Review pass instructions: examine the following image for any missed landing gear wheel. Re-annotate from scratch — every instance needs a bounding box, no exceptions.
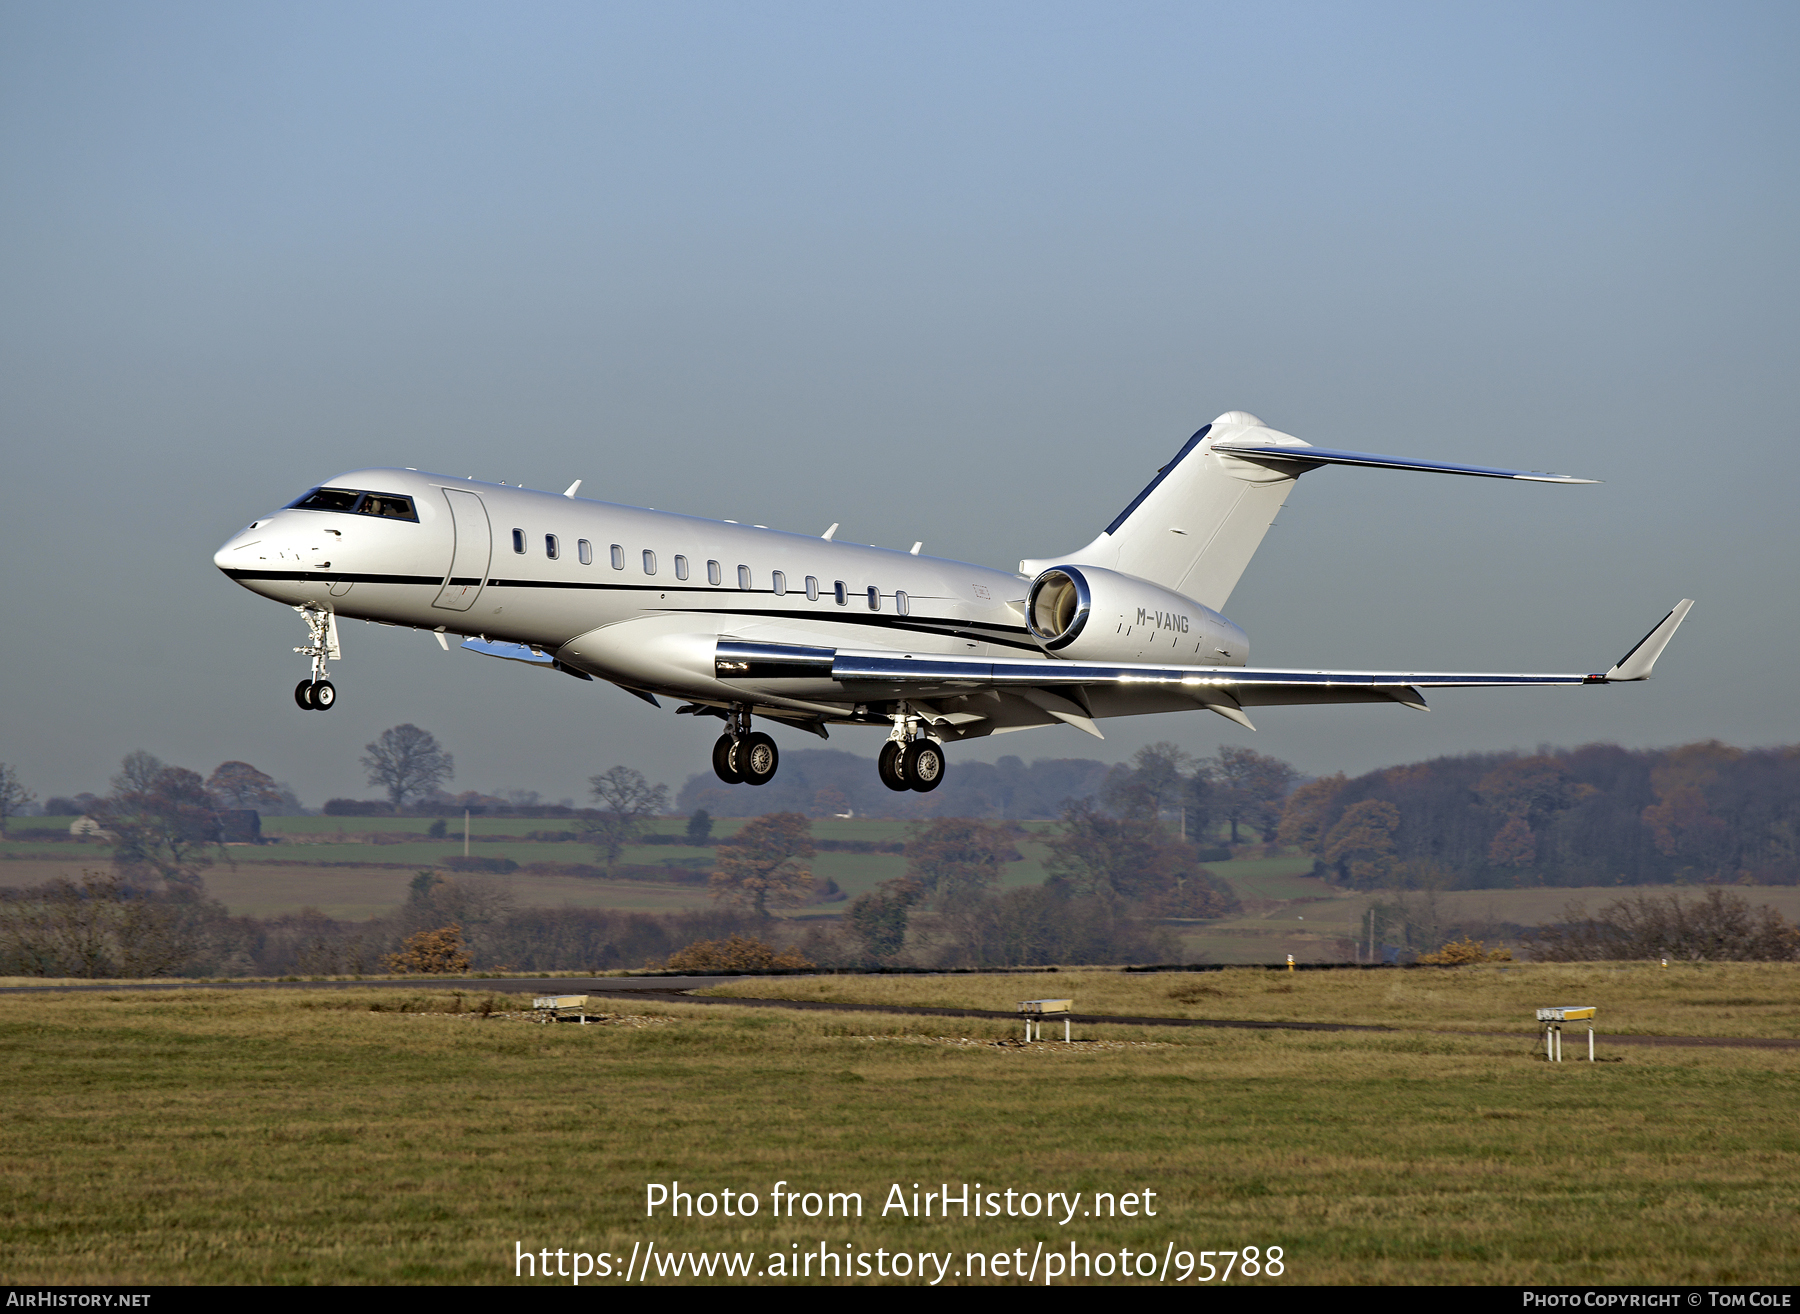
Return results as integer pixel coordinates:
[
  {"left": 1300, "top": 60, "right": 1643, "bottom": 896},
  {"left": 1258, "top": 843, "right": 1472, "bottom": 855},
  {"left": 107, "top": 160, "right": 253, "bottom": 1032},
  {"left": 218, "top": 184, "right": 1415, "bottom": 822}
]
[
  {"left": 310, "top": 680, "right": 337, "bottom": 710},
  {"left": 294, "top": 680, "right": 316, "bottom": 710},
  {"left": 877, "top": 741, "right": 909, "bottom": 792},
  {"left": 712, "top": 734, "right": 744, "bottom": 784},
  {"left": 741, "top": 732, "right": 779, "bottom": 786},
  {"left": 903, "top": 740, "right": 944, "bottom": 792}
]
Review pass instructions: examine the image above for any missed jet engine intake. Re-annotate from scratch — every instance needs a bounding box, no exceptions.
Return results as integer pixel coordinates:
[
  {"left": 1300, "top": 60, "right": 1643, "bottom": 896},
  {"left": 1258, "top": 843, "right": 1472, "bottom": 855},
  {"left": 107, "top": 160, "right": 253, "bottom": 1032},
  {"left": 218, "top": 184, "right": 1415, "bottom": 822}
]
[{"left": 1024, "top": 564, "right": 1248, "bottom": 665}]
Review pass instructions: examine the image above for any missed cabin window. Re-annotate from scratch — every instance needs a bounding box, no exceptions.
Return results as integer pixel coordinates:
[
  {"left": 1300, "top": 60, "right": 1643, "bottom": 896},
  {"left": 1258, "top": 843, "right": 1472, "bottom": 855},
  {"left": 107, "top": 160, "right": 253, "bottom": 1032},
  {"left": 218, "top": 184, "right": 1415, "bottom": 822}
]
[
  {"left": 805, "top": 576, "right": 820, "bottom": 601},
  {"left": 895, "top": 590, "right": 909, "bottom": 616},
  {"left": 545, "top": 534, "right": 559, "bottom": 560},
  {"left": 834, "top": 580, "right": 847, "bottom": 606},
  {"left": 772, "top": 571, "right": 786, "bottom": 596},
  {"left": 577, "top": 539, "right": 593, "bottom": 565},
  {"left": 610, "top": 544, "right": 624, "bottom": 570},
  {"left": 707, "top": 560, "right": 722, "bottom": 586},
  {"left": 642, "top": 549, "right": 657, "bottom": 575},
  {"left": 867, "top": 586, "right": 880, "bottom": 611},
  {"left": 737, "top": 565, "right": 752, "bottom": 591},
  {"left": 674, "top": 555, "right": 690, "bottom": 580},
  {"left": 512, "top": 529, "right": 526, "bottom": 554}
]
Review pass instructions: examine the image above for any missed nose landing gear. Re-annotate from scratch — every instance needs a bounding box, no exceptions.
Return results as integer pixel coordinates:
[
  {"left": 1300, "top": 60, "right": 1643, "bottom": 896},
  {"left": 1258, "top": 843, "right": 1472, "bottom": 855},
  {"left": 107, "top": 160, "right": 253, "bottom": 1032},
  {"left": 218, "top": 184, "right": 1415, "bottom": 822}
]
[{"left": 292, "top": 605, "right": 341, "bottom": 712}]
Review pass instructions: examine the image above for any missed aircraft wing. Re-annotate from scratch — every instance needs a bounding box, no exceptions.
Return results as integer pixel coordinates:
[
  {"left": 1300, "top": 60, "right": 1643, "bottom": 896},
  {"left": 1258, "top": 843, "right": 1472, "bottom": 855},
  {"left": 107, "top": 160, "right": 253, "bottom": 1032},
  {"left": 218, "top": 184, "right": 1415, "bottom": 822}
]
[
  {"left": 711, "top": 600, "right": 1693, "bottom": 740},
  {"left": 1205, "top": 442, "right": 1600, "bottom": 484}
]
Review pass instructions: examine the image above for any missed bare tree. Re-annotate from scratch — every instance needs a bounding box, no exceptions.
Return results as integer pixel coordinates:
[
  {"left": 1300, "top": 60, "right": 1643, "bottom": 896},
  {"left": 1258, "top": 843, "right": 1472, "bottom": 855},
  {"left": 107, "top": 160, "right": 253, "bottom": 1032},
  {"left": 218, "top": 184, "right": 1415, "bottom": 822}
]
[
  {"left": 361, "top": 725, "right": 454, "bottom": 811},
  {"left": 1525, "top": 889, "right": 1800, "bottom": 962},
  {"left": 112, "top": 750, "right": 165, "bottom": 796},
  {"left": 92, "top": 759, "right": 221, "bottom": 894},
  {"left": 0, "top": 764, "right": 34, "bottom": 838},
  {"left": 585, "top": 766, "right": 670, "bottom": 869}
]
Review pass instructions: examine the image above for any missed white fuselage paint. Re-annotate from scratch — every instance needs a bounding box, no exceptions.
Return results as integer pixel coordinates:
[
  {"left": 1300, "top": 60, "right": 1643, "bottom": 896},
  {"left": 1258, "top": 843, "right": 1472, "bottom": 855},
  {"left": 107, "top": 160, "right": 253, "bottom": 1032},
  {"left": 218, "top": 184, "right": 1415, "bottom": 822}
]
[{"left": 213, "top": 469, "right": 1250, "bottom": 729}]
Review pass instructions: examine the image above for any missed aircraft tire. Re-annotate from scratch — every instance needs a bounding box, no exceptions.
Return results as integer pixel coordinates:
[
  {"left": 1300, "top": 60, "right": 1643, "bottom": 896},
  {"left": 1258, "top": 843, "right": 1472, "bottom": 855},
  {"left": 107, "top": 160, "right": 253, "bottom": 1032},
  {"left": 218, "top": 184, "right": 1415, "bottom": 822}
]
[
  {"left": 903, "top": 740, "right": 944, "bottom": 792},
  {"left": 712, "top": 734, "right": 745, "bottom": 785},
  {"left": 294, "top": 680, "right": 316, "bottom": 710},
  {"left": 311, "top": 680, "right": 337, "bottom": 710},
  {"left": 742, "top": 732, "right": 779, "bottom": 786},
  {"left": 877, "top": 741, "right": 909, "bottom": 792}
]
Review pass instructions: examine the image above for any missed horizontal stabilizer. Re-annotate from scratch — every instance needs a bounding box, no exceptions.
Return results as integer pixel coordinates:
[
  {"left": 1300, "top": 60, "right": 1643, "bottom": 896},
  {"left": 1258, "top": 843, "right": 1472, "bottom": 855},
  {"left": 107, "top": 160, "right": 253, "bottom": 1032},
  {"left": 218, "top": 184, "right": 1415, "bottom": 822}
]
[
  {"left": 1604, "top": 600, "right": 1695, "bottom": 681},
  {"left": 1209, "top": 443, "right": 1599, "bottom": 484}
]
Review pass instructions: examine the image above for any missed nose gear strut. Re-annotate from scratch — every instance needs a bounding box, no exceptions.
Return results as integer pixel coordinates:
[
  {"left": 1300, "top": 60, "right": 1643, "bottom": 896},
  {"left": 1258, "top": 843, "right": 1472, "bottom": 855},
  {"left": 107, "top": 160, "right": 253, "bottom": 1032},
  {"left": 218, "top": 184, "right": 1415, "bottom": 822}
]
[{"left": 292, "top": 604, "right": 341, "bottom": 711}]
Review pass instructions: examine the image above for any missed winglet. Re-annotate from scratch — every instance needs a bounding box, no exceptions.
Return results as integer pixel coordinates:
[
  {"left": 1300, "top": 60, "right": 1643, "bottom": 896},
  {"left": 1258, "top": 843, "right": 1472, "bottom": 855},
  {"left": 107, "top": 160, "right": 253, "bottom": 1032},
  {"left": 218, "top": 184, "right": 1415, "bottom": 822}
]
[{"left": 1603, "top": 600, "right": 1695, "bottom": 681}]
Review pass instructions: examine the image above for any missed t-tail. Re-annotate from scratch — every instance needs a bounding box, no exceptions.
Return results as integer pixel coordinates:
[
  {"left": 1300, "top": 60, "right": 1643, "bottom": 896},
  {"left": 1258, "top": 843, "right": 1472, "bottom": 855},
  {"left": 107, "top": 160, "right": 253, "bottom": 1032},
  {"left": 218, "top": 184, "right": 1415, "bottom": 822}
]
[{"left": 1021, "top": 411, "right": 1598, "bottom": 611}]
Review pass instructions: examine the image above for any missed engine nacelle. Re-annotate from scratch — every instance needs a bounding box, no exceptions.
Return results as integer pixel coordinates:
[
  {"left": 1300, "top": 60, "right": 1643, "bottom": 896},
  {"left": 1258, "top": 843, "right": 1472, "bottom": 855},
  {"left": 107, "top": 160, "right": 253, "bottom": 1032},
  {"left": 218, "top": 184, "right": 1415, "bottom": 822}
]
[{"left": 1025, "top": 565, "right": 1248, "bottom": 665}]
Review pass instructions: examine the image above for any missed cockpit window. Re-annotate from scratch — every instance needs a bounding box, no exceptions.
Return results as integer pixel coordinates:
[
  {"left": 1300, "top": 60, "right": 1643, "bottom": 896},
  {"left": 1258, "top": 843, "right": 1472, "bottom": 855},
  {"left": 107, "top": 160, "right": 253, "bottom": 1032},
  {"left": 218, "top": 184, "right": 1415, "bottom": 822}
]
[
  {"left": 289, "top": 488, "right": 361, "bottom": 512},
  {"left": 360, "top": 494, "right": 416, "bottom": 520},
  {"left": 286, "top": 488, "right": 419, "bottom": 522}
]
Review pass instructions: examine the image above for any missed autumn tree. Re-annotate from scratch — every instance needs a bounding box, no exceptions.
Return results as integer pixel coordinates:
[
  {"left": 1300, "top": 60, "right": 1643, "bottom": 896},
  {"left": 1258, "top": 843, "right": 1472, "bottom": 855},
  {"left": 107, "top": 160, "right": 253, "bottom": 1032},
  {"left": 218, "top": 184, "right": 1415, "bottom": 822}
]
[
  {"left": 709, "top": 812, "right": 815, "bottom": 917},
  {"left": 1417, "top": 937, "right": 1514, "bottom": 965},
  {"left": 905, "top": 817, "right": 1014, "bottom": 904},
  {"left": 205, "top": 761, "right": 283, "bottom": 810},
  {"left": 1321, "top": 799, "right": 1401, "bottom": 889},
  {"left": 92, "top": 755, "right": 221, "bottom": 894},
  {"left": 1044, "top": 798, "right": 1239, "bottom": 914},
  {"left": 1475, "top": 755, "right": 1597, "bottom": 874},
  {"left": 361, "top": 725, "right": 454, "bottom": 811},
  {"left": 1487, "top": 815, "right": 1538, "bottom": 869},
  {"left": 0, "top": 764, "right": 34, "bottom": 838},
  {"left": 1210, "top": 745, "right": 1298, "bottom": 843},
  {"left": 584, "top": 766, "right": 670, "bottom": 870},
  {"left": 1100, "top": 742, "right": 1196, "bottom": 820},
  {"left": 685, "top": 809, "right": 714, "bottom": 844},
  {"left": 1277, "top": 773, "right": 1346, "bottom": 851},
  {"left": 663, "top": 934, "right": 813, "bottom": 971},
  {"left": 385, "top": 924, "right": 473, "bottom": 974},
  {"left": 846, "top": 879, "right": 923, "bottom": 962},
  {"left": 1638, "top": 742, "right": 1741, "bottom": 877}
]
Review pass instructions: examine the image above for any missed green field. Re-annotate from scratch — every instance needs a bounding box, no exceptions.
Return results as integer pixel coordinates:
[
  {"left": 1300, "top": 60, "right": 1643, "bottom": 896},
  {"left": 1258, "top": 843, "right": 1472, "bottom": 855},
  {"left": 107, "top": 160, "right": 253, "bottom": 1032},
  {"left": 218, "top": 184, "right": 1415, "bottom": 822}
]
[
  {"left": 9, "top": 820, "right": 1800, "bottom": 966},
  {"left": 1, "top": 964, "right": 1795, "bottom": 1285}
]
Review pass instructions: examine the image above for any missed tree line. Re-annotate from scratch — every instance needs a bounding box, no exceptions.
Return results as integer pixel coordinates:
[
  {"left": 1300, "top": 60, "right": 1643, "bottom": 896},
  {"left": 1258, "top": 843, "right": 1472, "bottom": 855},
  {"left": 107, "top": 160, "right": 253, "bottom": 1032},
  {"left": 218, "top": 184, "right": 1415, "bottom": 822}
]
[{"left": 1277, "top": 740, "right": 1800, "bottom": 890}]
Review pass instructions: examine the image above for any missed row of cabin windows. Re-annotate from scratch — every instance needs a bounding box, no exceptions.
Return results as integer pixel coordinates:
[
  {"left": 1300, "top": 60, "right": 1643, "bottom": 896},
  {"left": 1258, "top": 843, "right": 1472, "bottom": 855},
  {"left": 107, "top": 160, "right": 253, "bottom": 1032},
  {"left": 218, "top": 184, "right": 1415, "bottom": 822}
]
[{"left": 509, "top": 528, "right": 911, "bottom": 615}]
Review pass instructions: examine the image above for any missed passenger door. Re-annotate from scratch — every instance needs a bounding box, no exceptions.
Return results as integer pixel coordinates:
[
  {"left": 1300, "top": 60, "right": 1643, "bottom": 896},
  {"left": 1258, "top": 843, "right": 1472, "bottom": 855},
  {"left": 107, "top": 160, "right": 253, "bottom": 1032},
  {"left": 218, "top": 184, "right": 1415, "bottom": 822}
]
[{"left": 432, "top": 488, "right": 492, "bottom": 611}]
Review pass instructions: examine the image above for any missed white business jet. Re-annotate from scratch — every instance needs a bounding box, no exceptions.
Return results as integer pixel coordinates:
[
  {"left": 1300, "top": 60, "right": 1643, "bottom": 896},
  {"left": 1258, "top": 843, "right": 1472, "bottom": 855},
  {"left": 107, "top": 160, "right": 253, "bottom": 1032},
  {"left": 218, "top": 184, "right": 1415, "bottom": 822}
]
[{"left": 211, "top": 411, "right": 1692, "bottom": 794}]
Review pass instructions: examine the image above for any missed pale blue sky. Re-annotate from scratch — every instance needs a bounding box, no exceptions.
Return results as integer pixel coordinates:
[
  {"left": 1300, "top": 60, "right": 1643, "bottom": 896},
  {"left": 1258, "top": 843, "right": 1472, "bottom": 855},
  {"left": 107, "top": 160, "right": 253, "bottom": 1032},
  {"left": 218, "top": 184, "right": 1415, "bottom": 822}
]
[{"left": 3, "top": 2, "right": 1796, "bottom": 806}]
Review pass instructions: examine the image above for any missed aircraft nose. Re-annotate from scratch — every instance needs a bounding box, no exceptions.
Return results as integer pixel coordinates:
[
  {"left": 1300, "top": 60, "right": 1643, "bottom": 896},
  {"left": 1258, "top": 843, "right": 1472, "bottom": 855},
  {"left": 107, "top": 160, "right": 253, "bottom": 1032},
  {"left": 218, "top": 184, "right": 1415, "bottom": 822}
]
[{"left": 213, "top": 531, "right": 262, "bottom": 573}]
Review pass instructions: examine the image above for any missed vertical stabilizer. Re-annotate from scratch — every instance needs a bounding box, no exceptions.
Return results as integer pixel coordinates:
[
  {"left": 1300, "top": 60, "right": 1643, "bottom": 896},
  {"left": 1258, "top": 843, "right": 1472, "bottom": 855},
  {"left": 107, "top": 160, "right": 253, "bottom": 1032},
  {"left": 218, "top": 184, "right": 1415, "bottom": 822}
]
[{"left": 1021, "top": 412, "right": 1317, "bottom": 610}]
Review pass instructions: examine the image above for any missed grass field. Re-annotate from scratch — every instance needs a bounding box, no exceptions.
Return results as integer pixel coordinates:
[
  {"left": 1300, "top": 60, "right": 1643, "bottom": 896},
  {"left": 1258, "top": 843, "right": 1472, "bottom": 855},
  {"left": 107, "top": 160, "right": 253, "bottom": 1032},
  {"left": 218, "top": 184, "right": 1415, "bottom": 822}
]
[
  {"left": 8, "top": 819, "right": 1800, "bottom": 965},
  {"left": 1, "top": 964, "right": 1796, "bottom": 1285},
  {"left": 700, "top": 961, "right": 1800, "bottom": 1039}
]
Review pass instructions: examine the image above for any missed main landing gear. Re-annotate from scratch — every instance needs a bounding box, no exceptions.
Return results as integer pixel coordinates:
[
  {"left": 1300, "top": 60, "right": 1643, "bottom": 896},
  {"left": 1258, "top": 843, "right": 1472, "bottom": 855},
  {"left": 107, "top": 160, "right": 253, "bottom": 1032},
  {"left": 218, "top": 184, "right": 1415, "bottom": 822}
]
[
  {"left": 294, "top": 679, "right": 336, "bottom": 710},
  {"left": 292, "top": 604, "right": 341, "bottom": 712},
  {"left": 711, "top": 705, "right": 779, "bottom": 787},
  {"left": 878, "top": 704, "right": 944, "bottom": 793}
]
